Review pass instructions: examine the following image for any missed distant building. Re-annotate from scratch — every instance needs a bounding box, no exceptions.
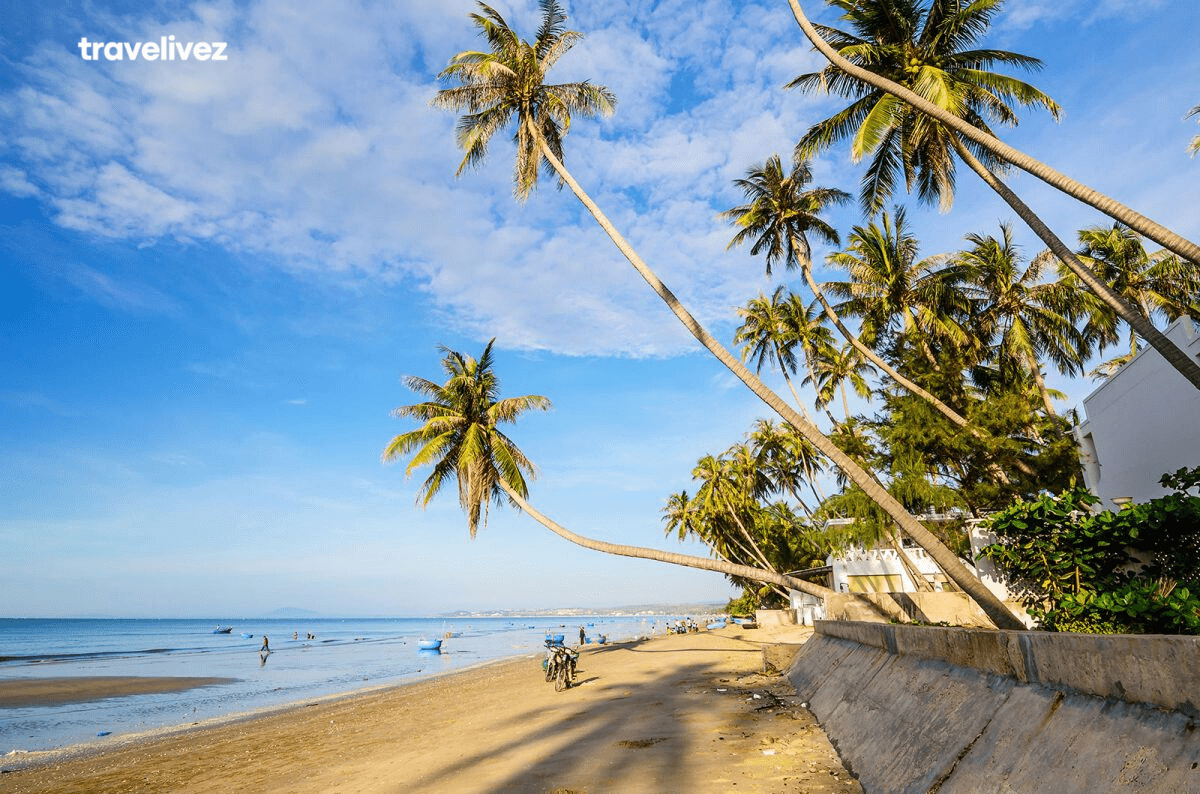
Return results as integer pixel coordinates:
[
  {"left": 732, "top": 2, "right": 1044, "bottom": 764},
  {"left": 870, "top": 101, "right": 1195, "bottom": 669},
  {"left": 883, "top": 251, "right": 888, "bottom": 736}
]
[{"left": 1072, "top": 318, "right": 1200, "bottom": 509}]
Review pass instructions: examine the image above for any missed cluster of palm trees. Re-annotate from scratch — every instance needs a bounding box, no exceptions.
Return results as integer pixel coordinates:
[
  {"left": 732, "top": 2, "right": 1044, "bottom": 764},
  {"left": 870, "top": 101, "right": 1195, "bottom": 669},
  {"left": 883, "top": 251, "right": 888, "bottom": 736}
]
[{"left": 396, "top": 0, "right": 1199, "bottom": 631}]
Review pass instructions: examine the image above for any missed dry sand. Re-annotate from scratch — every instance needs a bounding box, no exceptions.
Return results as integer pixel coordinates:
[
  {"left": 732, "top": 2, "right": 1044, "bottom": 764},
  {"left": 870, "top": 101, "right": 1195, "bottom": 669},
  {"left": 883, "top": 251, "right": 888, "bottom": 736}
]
[{"left": 1, "top": 626, "right": 861, "bottom": 793}]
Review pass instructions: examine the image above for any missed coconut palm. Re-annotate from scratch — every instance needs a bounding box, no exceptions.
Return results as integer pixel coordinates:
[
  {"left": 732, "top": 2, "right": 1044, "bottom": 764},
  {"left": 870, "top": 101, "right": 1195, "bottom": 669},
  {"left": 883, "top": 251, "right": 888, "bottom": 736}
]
[
  {"left": 435, "top": 2, "right": 1023, "bottom": 628},
  {"left": 749, "top": 418, "right": 827, "bottom": 509},
  {"left": 1060, "top": 223, "right": 1200, "bottom": 368},
  {"left": 723, "top": 151, "right": 979, "bottom": 432},
  {"left": 734, "top": 287, "right": 818, "bottom": 423},
  {"left": 381, "top": 339, "right": 550, "bottom": 537},
  {"left": 956, "top": 224, "right": 1087, "bottom": 416},
  {"left": 824, "top": 207, "right": 970, "bottom": 365},
  {"left": 790, "top": 0, "right": 1061, "bottom": 215},
  {"left": 786, "top": 0, "right": 1200, "bottom": 392},
  {"left": 809, "top": 342, "right": 875, "bottom": 421},
  {"left": 386, "top": 342, "right": 834, "bottom": 599},
  {"left": 783, "top": 0, "right": 1200, "bottom": 265}
]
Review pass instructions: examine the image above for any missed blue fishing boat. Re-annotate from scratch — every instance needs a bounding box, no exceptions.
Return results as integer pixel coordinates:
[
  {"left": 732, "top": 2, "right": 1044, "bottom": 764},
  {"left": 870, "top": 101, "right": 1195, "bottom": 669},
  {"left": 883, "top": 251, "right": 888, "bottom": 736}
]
[
  {"left": 212, "top": 626, "right": 233, "bottom": 634},
  {"left": 417, "top": 638, "right": 443, "bottom": 651}
]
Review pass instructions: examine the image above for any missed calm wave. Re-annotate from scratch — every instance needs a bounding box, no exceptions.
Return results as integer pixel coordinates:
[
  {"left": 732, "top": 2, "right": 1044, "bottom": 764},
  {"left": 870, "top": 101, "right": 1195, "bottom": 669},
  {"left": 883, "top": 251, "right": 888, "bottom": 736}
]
[{"left": 0, "top": 615, "right": 686, "bottom": 755}]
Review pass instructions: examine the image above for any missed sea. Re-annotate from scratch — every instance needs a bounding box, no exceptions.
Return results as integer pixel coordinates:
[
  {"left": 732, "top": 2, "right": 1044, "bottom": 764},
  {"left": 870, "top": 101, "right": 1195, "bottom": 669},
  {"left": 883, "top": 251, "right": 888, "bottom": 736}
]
[{"left": 0, "top": 615, "right": 695, "bottom": 757}]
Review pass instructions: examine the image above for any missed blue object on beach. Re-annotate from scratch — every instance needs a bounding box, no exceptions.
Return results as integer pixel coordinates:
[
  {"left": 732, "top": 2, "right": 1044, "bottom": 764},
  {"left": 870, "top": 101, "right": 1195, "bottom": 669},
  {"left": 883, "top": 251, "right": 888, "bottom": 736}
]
[
  {"left": 241, "top": 633, "right": 254, "bottom": 638},
  {"left": 417, "top": 638, "right": 443, "bottom": 651},
  {"left": 707, "top": 621, "right": 726, "bottom": 630},
  {"left": 212, "top": 626, "right": 233, "bottom": 634},
  {"left": 551, "top": 634, "right": 565, "bottom": 644},
  {"left": 96, "top": 731, "right": 111, "bottom": 737}
]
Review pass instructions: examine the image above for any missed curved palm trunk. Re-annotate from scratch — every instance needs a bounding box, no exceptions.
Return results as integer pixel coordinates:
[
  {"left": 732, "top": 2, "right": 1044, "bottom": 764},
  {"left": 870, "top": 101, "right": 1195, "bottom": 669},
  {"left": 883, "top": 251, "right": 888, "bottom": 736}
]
[
  {"left": 798, "top": 258, "right": 1027, "bottom": 482},
  {"left": 950, "top": 137, "right": 1200, "bottom": 393},
  {"left": 785, "top": 0, "right": 1200, "bottom": 265},
  {"left": 500, "top": 482, "right": 833, "bottom": 599},
  {"left": 532, "top": 132, "right": 1025, "bottom": 631},
  {"left": 1026, "top": 350, "right": 1058, "bottom": 417}
]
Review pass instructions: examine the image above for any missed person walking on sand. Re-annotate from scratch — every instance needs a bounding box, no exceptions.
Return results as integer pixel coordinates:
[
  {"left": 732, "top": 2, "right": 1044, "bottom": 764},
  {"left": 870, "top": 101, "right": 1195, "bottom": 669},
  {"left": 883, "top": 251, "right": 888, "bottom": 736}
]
[
  {"left": 261, "top": 635, "right": 269, "bottom": 653},
  {"left": 579, "top": 626, "right": 586, "bottom": 645}
]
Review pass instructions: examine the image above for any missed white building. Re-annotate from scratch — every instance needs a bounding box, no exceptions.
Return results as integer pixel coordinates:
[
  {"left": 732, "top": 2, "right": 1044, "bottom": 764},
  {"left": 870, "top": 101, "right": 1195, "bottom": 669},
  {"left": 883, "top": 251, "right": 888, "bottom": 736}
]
[{"left": 1072, "top": 319, "right": 1200, "bottom": 508}]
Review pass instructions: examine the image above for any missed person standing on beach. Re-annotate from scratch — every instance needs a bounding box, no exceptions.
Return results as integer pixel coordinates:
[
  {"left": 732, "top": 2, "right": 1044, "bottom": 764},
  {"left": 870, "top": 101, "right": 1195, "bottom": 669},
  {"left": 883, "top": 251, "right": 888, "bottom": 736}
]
[
  {"left": 579, "top": 626, "right": 586, "bottom": 645},
  {"left": 261, "top": 635, "right": 269, "bottom": 653}
]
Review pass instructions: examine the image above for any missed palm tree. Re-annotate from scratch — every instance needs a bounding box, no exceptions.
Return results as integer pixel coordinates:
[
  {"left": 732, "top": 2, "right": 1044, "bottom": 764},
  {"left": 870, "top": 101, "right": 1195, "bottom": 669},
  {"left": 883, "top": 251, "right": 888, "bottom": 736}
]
[
  {"left": 381, "top": 339, "right": 550, "bottom": 538},
  {"left": 434, "top": 2, "right": 1024, "bottom": 629},
  {"left": 385, "top": 342, "right": 835, "bottom": 599},
  {"left": 956, "top": 224, "right": 1087, "bottom": 417},
  {"left": 809, "top": 342, "right": 875, "bottom": 421},
  {"left": 734, "top": 287, "right": 817, "bottom": 423},
  {"left": 722, "top": 154, "right": 984, "bottom": 439},
  {"left": 786, "top": 0, "right": 1200, "bottom": 392},
  {"left": 824, "top": 208, "right": 969, "bottom": 365},
  {"left": 783, "top": 0, "right": 1200, "bottom": 265},
  {"left": 1061, "top": 223, "right": 1200, "bottom": 368},
  {"left": 790, "top": 0, "right": 1061, "bottom": 216}
]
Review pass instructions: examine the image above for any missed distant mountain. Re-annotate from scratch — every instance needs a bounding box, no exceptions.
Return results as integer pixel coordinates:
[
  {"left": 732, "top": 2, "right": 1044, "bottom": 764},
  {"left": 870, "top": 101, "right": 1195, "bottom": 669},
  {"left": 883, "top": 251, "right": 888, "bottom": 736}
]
[
  {"left": 266, "top": 607, "right": 322, "bottom": 618},
  {"left": 441, "top": 602, "right": 725, "bottom": 618}
]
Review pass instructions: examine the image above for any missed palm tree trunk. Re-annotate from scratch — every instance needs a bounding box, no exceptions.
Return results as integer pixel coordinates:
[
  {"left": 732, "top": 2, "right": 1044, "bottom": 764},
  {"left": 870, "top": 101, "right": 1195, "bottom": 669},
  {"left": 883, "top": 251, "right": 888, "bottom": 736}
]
[
  {"left": 889, "top": 527, "right": 933, "bottom": 592},
  {"left": 950, "top": 136, "right": 1200, "bottom": 393},
  {"left": 499, "top": 482, "right": 833, "bottom": 599},
  {"left": 1027, "top": 350, "right": 1058, "bottom": 417},
  {"left": 533, "top": 132, "right": 1026, "bottom": 631},
  {"left": 798, "top": 257, "right": 1027, "bottom": 483},
  {"left": 785, "top": 0, "right": 1200, "bottom": 265}
]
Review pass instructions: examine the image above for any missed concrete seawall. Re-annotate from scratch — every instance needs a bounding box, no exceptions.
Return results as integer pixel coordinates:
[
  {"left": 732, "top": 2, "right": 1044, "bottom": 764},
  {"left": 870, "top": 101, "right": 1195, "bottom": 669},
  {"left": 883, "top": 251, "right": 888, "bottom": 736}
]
[{"left": 786, "top": 621, "right": 1200, "bottom": 793}]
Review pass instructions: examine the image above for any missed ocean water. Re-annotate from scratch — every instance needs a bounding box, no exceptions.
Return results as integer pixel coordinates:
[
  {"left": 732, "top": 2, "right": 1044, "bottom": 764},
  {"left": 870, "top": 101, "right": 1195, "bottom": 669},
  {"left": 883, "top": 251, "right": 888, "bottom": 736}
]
[{"left": 0, "top": 615, "right": 687, "bottom": 756}]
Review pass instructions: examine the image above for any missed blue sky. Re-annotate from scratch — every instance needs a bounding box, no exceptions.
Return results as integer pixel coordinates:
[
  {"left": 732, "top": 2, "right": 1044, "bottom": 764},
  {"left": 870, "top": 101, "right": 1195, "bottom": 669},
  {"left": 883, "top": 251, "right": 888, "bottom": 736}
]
[{"left": 2, "top": 0, "right": 1197, "bottom": 617}]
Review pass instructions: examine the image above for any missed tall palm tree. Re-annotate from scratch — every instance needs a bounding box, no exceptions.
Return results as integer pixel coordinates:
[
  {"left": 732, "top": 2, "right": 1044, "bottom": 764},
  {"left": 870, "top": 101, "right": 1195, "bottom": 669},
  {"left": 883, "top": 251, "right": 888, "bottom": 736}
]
[
  {"left": 1061, "top": 223, "right": 1200, "bottom": 368},
  {"left": 783, "top": 0, "right": 1200, "bottom": 265},
  {"left": 824, "top": 208, "right": 969, "bottom": 364},
  {"left": 434, "top": 1, "right": 1023, "bottom": 628},
  {"left": 790, "top": 0, "right": 1061, "bottom": 216},
  {"left": 956, "top": 224, "right": 1087, "bottom": 416},
  {"left": 809, "top": 342, "right": 875, "bottom": 421},
  {"left": 381, "top": 339, "right": 550, "bottom": 537},
  {"left": 734, "top": 287, "right": 817, "bottom": 423},
  {"left": 385, "top": 342, "right": 834, "bottom": 598},
  {"left": 786, "top": 292, "right": 841, "bottom": 424},
  {"left": 722, "top": 151, "right": 979, "bottom": 433},
  {"left": 786, "top": 0, "right": 1200, "bottom": 392}
]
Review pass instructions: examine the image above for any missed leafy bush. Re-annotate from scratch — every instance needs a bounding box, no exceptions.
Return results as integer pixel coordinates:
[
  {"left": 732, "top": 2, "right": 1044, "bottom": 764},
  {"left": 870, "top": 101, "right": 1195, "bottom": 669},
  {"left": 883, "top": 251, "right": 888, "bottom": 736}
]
[{"left": 980, "top": 467, "right": 1200, "bottom": 634}]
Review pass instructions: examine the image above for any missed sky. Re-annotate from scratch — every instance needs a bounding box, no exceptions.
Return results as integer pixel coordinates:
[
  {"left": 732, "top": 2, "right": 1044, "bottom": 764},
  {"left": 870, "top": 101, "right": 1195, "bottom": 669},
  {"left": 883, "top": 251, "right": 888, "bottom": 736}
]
[{"left": 2, "top": 0, "right": 1197, "bottom": 618}]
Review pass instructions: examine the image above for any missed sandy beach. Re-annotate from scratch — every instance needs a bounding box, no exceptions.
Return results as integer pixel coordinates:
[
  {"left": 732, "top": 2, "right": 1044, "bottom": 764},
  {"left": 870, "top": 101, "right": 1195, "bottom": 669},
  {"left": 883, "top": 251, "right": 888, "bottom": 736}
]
[{"left": 1, "top": 625, "right": 860, "bottom": 793}]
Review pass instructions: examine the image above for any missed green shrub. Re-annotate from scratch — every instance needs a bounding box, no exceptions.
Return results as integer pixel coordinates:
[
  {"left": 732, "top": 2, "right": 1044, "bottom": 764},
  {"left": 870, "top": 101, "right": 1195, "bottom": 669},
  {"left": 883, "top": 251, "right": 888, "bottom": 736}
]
[{"left": 980, "top": 467, "right": 1200, "bottom": 635}]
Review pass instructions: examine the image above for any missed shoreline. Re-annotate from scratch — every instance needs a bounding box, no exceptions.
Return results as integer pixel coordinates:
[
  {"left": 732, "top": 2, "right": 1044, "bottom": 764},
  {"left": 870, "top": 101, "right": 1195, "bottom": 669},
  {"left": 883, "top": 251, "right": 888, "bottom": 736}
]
[
  {"left": 1, "top": 626, "right": 863, "bottom": 793},
  {"left": 2, "top": 652, "right": 539, "bottom": 771}
]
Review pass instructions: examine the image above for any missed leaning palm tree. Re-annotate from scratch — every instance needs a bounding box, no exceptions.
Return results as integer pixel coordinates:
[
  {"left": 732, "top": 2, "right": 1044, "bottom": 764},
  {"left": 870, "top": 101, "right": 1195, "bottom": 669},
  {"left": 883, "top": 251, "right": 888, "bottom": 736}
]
[
  {"left": 824, "top": 208, "right": 971, "bottom": 366},
  {"left": 783, "top": 0, "right": 1200, "bottom": 265},
  {"left": 734, "top": 287, "right": 817, "bottom": 423},
  {"left": 384, "top": 341, "right": 834, "bottom": 599},
  {"left": 786, "top": 0, "right": 1200, "bottom": 392},
  {"left": 723, "top": 152, "right": 979, "bottom": 433},
  {"left": 434, "top": 1, "right": 1023, "bottom": 628},
  {"left": 809, "top": 341, "right": 875, "bottom": 421},
  {"left": 956, "top": 224, "right": 1087, "bottom": 417},
  {"left": 1059, "top": 223, "right": 1200, "bottom": 370}
]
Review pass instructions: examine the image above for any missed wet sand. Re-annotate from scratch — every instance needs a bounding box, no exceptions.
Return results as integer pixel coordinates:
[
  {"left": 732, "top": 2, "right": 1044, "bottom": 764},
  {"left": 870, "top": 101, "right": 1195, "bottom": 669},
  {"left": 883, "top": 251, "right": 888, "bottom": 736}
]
[
  {"left": 1, "top": 626, "right": 861, "bottom": 793},
  {"left": 0, "top": 677, "right": 236, "bottom": 708}
]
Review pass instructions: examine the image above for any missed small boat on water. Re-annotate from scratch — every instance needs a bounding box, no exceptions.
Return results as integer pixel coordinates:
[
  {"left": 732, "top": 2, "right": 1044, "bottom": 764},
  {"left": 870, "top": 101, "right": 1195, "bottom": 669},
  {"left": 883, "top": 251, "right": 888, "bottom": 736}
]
[
  {"left": 212, "top": 626, "right": 233, "bottom": 634},
  {"left": 241, "top": 633, "right": 254, "bottom": 638},
  {"left": 417, "top": 638, "right": 443, "bottom": 651}
]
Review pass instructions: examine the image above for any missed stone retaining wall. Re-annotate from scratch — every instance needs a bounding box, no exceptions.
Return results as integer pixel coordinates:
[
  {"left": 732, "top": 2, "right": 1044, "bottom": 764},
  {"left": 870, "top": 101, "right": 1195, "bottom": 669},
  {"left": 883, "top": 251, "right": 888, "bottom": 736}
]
[{"left": 786, "top": 621, "right": 1200, "bottom": 793}]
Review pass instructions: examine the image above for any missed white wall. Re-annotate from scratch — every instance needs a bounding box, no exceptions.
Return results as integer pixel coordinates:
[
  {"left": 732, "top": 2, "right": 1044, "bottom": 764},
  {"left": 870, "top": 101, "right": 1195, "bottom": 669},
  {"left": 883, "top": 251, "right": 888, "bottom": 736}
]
[{"left": 1072, "top": 319, "right": 1200, "bottom": 508}]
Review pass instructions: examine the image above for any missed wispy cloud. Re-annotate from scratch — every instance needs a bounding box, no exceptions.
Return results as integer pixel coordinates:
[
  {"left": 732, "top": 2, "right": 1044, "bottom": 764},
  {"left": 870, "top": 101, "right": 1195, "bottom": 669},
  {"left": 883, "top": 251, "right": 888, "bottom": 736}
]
[{"left": 0, "top": 0, "right": 826, "bottom": 357}]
